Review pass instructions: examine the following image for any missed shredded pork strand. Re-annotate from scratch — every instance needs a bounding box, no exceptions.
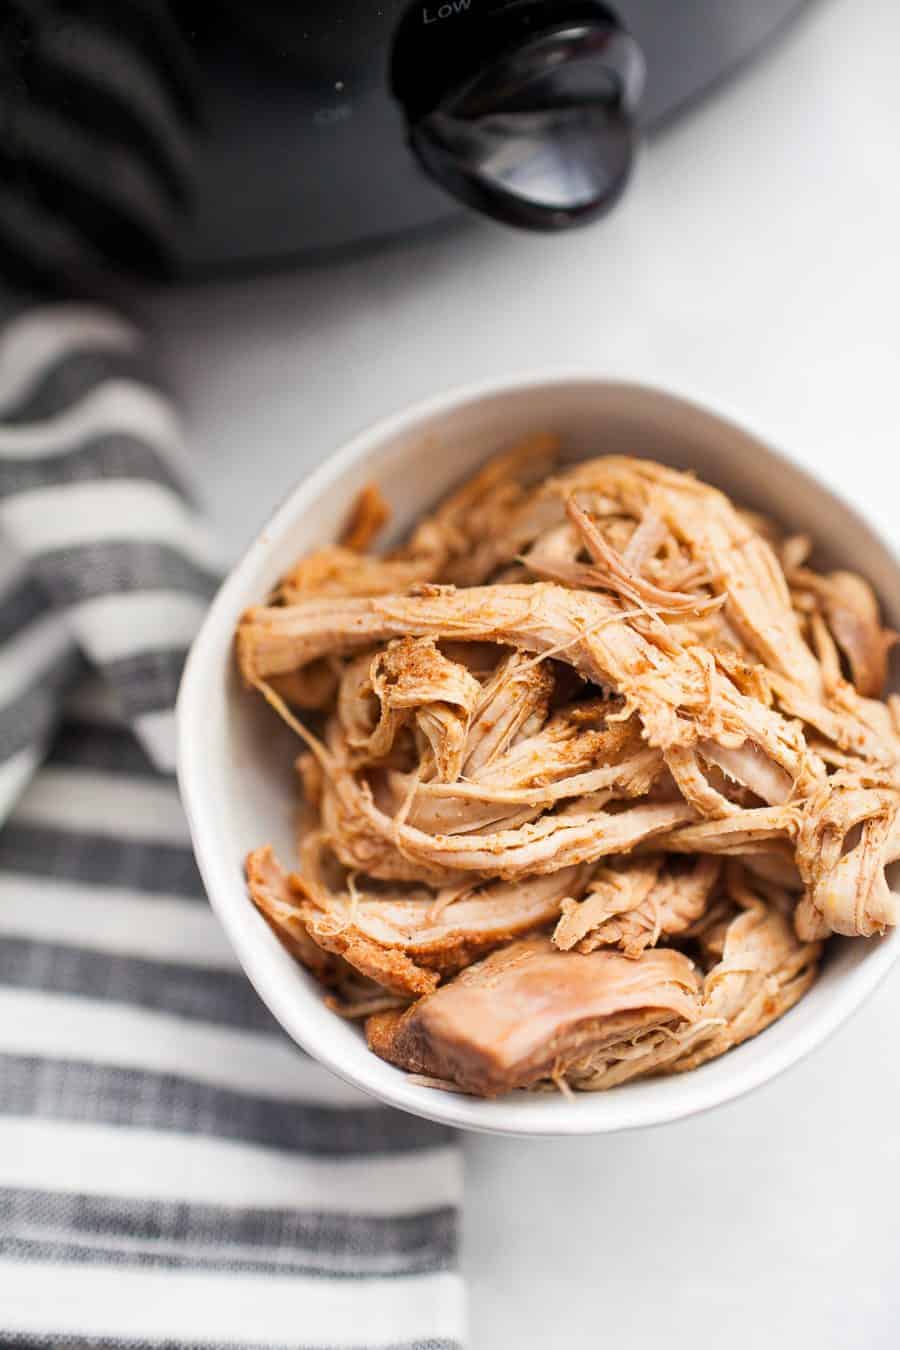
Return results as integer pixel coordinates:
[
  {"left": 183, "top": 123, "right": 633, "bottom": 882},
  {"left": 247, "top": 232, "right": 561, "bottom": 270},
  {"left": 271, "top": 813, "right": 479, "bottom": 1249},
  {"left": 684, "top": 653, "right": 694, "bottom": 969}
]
[{"left": 238, "top": 445, "right": 898, "bottom": 1098}]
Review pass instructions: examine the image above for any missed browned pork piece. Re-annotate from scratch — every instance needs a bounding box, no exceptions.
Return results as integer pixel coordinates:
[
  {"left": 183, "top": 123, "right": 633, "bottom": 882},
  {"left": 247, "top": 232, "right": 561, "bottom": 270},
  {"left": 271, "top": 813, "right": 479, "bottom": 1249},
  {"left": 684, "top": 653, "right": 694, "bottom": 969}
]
[
  {"left": 238, "top": 582, "right": 826, "bottom": 792},
  {"left": 246, "top": 846, "right": 335, "bottom": 978},
  {"left": 239, "top": 445, "right": 898, "bottom": 1096},
  {"left": 399, "top": 707, "right": 663, "bottom": 835},
  {"left": 793, "top": 779, "right": 900, "bottom": 938},
  {"left": 553, "top": 855, "right": 721, "bottom": 958},
  {"left": 277, "top": 434, "right": 562, "bottom": 602},
  {"left": 534, "top": 455, "right": 825, "bottom": 693},
  {"left": 316, "top": 728, "right": 697, "bottom": 880},
  {"left": 365, "top": 936, "right": 701, "bottom": 1096},
  {"left": 338, "top": 636, "right": 481, "bottom": 782},
  {"left": 248, "top": 844, "right": 595, "bottom": 996},
  {"left": 291, "top": 867, "right": 594, "bottom": 995},
  {"left": 788, "top": 560, "right": 897, "bottom": 698},
  {"left": 561, "top": 871, "right": 822, "bottom": 1089},
  {"left": 671, "top": 890, "right": 822, "bottom": 1072}
]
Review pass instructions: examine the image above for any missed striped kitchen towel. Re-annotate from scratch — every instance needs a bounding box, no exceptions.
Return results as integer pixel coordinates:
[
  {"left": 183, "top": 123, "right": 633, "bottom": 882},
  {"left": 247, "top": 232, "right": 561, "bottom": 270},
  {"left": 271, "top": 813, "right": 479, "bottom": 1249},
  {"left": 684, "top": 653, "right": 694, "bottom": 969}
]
[{"left": 0, "top": 306, "right": 464, "bottom": 1349}]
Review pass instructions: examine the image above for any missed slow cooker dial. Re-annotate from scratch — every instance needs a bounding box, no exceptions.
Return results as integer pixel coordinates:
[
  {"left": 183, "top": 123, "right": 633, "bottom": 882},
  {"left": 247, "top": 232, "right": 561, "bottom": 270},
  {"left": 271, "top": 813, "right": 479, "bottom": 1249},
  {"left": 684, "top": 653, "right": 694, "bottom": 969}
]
[{"left": 392, "top": 1, "right": 645, "bottom": 230}]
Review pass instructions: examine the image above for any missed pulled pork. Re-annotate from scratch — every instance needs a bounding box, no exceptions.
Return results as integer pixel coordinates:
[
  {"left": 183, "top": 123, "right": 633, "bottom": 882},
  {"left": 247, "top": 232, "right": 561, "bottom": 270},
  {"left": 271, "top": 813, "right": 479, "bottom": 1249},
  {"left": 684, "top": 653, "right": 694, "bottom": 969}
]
[{"left": 237, "top": 442, "right": 898, "bottom": 1096}]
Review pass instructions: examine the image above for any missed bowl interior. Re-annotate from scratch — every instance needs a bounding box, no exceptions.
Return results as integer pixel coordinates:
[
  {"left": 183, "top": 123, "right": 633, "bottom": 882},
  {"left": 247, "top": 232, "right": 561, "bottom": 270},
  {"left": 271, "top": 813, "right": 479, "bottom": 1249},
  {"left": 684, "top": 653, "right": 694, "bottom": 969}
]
[{"left": 178, "top": 378, "right": 900, "bottom": 1134}]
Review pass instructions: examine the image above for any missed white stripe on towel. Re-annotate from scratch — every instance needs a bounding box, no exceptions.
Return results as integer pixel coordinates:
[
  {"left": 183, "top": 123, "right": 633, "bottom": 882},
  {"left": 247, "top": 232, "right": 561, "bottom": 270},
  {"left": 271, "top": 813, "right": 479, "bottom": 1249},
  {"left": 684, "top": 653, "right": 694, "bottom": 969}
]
[
  {"left": 134, "top": 707, "right": 177, "bottom": 769},
  {"left": 0, "top": 479, "right": 223, "bottom": 573},
  {"left": 0, "top": 873, "right": 238, "bottom": 967},
  {"left": 0, "top": 746, "right": 43, "bottom": 819},
  {"left": 0, "top": 1260, "right": 465, "bottom": 1348},
  {"left": 14, "top": 767, "right": 191, "bottom": 844},
  {"left": 0, "top": 611, "right": 72, "bottom": 705},
  {"left": 0, "top": 378, "right": 182, "bottom": 458},
  {"left": 0, "top": 1119, "right": 463, "bottom": 1215},
  {"left": 0, "top": 987, "right": 371, "bottom": 1108},
  {"left": 0, "top": 307, "right": 139, "bottom": 413},
  {"left": 70, "top": 590, "right": 208, "bottom": 666}
]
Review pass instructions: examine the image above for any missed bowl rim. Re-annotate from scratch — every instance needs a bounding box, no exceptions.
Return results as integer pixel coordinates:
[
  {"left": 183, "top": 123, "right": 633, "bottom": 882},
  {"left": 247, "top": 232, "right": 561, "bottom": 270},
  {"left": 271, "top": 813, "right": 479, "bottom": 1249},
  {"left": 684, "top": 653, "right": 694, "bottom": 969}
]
[{"left": 177, "top": 371, "right": 900, "bottom": 1136}]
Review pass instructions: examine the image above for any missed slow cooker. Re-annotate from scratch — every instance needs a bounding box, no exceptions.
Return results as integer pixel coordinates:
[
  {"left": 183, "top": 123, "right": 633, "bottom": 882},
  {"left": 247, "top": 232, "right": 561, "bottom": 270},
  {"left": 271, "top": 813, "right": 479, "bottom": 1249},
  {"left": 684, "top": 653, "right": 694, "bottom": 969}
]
[{"left": 3, "top": 0, "right": 811, "bottom": 282}]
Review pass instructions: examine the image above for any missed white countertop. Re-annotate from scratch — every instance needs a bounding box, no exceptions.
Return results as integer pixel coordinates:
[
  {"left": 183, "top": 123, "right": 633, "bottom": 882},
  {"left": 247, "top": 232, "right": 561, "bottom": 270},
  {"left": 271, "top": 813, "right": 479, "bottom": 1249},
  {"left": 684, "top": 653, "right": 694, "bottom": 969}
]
[{"left": 150, "top": 0, "right": 900, "bottom": 1343}]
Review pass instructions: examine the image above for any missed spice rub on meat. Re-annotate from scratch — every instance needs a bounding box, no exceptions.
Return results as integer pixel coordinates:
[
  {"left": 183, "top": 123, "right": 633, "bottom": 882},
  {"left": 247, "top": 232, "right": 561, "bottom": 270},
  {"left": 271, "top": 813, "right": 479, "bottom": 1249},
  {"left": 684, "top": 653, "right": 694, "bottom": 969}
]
[
  {"left": 238, "top": 440, "right": 898, "bottom": 1096},
  {"left": 365, "top": 937, "right": 701, "bottom": 1096}
]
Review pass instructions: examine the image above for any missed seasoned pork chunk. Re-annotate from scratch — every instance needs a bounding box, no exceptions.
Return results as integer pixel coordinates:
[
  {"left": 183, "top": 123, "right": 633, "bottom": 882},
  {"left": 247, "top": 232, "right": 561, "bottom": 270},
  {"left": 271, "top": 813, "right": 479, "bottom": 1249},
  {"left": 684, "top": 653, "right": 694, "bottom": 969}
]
[
  {"left": 366, "top": 937, "right": 701, "bottom": 1096},
  {"left": 245, "top": 846, "right": 334, "bottom": 978},
  {"left": 554, "top": 855, "right": 721, "bottom": 958},
  {"left": 292, "top": 868, "right": 592, "bottom": 995}
]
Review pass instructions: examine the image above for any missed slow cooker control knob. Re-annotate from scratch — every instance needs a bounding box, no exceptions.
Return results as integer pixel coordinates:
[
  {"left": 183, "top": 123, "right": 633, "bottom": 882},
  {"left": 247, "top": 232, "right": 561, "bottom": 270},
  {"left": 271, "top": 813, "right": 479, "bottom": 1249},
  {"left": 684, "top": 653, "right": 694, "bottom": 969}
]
[{"left": 393, "top": 8, "right": 645, "bottom": 231}]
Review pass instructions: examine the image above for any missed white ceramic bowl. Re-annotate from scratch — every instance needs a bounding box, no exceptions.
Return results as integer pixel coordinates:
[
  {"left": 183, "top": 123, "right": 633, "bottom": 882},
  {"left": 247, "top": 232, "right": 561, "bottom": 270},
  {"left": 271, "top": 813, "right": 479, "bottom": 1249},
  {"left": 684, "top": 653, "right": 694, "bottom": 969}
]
[{"left": 177, "top": 376, "right": 900, "bottom": 1135}]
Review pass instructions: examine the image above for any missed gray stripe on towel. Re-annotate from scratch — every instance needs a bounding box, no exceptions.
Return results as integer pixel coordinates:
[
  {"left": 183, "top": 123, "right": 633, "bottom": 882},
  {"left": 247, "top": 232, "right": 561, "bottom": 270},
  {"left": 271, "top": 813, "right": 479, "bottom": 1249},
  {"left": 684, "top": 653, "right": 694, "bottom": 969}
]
[
  {"left": 99, "top": 647, "right": 191, "bottom": 720},
  {"left": 48, "top": 720, "right": 162, "bottom": 778},
  {"left": 0, "top": 939, "right": 274, "bottom": 1031},
  {"left": 0, "top": 1055, "right": 455, "bottom": 1156},
  {"left": 0, "top": 1188, "right": 456, "bottom": 1269},
  {"left": 0, "top": 651, "right": 84, "bottom": 764},
  {"left": 32, "top": 540, "right": 218, "bottom": 606},
  {"left": 0, "top": 351, "right": 162, "bottom": 425},
  {"left": 0, "top": 822, "right": 205, "bottom": 898}
]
